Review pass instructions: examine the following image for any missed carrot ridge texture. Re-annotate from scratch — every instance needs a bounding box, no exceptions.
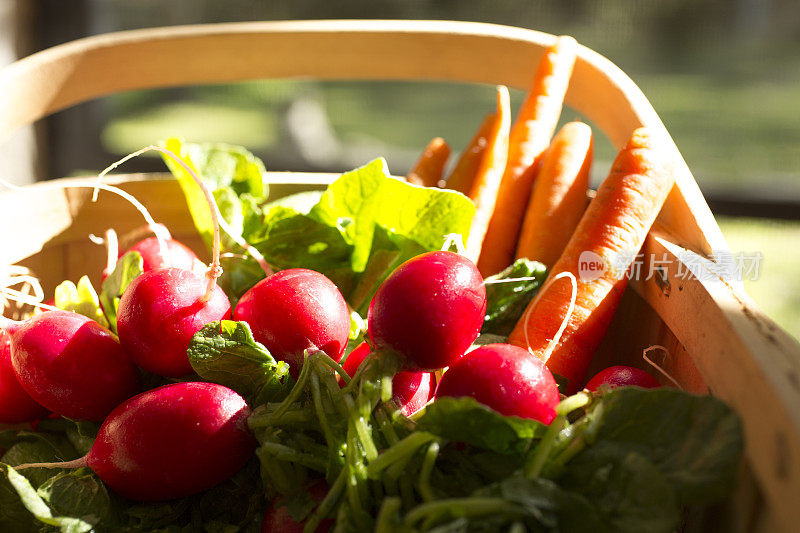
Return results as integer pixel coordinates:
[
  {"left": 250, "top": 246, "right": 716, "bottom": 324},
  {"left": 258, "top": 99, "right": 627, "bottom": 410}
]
[
  {"left": 445, "top": 112, "right": 498, "bottom": 195},
  {"left": 465, "top": 86, "right": 511, "bottom": 263},
  {"left": 508, "top": 128, "right": 676, "bottom": 392},
  {"left": 477, "top": 35, "right": 578, "bottom": 276},
  {"left": 407, "top": 137, "right": 451, "bottom": 187},
  {"left": 516, "top": 121, "right": 592, "bottom": 269}
]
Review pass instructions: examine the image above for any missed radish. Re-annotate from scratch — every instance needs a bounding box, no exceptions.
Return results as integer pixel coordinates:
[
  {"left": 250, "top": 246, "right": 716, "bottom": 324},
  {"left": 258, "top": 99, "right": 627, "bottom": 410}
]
[
  {"left": 117, "top": 268, "right": 231, "bottom": 376},
  {"left": 584, "top": 365, "right": 661, "bottom": 391},
  {"left": 124, "top": 235, "right": 201, "bottom": 273},
  {"left": 342, "top": 342, "right": 434, "bottom": 416},
  {"left": 434, "top": 343, "right": 559, "bottom": 424},
  {"left": 233, "top": 268, "right": 350, "bottom": 375},
  {"left": 99, "top": 226, "right": 202, "bottom": 281},
  {"left": 116, "top": 148, "right": 235, "bottom": 377},
  {"left": 261, "top": 479, "right": 333, "bottom": 533},
  {"left": 0, "top": 328, "right": 49, "bottom": 424},
  {"left": 18, "top": 382, "right": 255, "bottom": 501},
  {"left": 2, "top": 311, "right": 140, "bottom": 421},
  {"left": 367, "top": 251, "right": 486, "bottom": 370}
]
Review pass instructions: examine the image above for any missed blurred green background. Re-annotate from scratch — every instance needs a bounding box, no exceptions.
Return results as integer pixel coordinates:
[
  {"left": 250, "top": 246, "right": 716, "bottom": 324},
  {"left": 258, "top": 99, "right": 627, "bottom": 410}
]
[{"left": 26, "top": 0, "right": 800, "bottom": 338}]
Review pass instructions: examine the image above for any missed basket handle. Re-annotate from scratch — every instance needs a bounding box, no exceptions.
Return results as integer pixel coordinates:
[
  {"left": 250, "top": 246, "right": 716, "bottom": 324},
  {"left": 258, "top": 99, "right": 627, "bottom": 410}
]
[{"left": 0, "top": 19, "right": 720, "bottom": 255}]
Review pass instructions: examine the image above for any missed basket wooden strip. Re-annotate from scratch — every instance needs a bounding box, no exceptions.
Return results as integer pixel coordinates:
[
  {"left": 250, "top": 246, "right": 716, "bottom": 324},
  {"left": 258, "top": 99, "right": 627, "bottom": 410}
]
[
  {"left": 0, "top": 19, "right": 799, "bottom": 529},
  {"left": 631, "top": 233, "right": 800, "bottom": 527}
]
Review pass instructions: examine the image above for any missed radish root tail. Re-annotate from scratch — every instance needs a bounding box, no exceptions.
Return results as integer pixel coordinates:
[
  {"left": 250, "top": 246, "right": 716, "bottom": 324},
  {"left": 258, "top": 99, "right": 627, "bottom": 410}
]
[
  {"left": 642, "top": 345, "right": 683, "bottom": 389},
  {"left": 0, "top": 175, "right": 171, "bottom": 270},
  {"left": 1, "top": 266, "right": 51, "bottom": 318},
  {"left": 523, "top": 271, "right": 577, "bottom": 364},
  {"left": 14, "top": 456, "right": 88, "bottom": 471}
]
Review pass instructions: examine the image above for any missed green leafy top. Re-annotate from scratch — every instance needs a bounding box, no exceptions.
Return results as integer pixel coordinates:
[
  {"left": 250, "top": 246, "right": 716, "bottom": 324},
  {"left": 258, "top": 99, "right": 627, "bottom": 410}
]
[
  {"left": 308, "top": 158, "right": 475, "bottom": 271},
  {"left": 161, "top": 137, "right": 268, "bottom": 249}
]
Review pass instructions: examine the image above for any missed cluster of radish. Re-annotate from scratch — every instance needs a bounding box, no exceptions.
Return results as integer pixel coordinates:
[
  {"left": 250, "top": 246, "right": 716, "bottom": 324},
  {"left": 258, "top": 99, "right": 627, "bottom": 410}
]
[{"left": 0, "top": 152, "right": 660, "bottom": 511}]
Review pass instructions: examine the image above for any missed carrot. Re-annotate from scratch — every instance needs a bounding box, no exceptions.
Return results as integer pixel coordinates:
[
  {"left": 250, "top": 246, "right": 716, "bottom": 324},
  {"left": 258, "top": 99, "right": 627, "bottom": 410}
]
[
  {"left": 464, "top": 86, "right": 511, "bottom": 263},
  {"left": 444, "top": 112, "right": 498, "bottom": 195},
  {"left": 507, "top": 128, "right": 675, "bottom": 392},
  {"left": 477, "top": 36, "right": 578, "bottom": 276},
  {"left": 515, "top": 121, "right": 592, "bottom": 269},
  {"left": 407, "top": 137, "right": 451, "bottom": 187}
]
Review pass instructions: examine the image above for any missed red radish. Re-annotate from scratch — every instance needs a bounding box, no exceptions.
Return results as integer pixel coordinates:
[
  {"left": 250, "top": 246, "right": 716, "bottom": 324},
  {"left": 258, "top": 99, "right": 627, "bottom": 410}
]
[
  {"left": 123, "top": 236, "right": 202, "bottom": 273},
  {"left": 584, "top": 365, "right": 661, "bottom": 391},
  {"left": 18, "top": 382, "right": 255, "bottom": 501},
  {"left": 2, "top": 311, "right": 140, "bottom": 421},
  {"left": 261, "top": 479, "right": 333, "bottom": 533},
  {"left": 115, "top": 146, "right": 236, "bottom": 377},
  {"left": 0, "top": 328, "right": 49, "bottom": 424},
  {"left": 117, "top": 268, "right": 231, "bottom": 377},
  {"left": 342, "top": 343, "right": 434, "bottom": 416},
  {"left": 367, "top": 251, "right": 486, "bottom": 371},
  {"left": 435, "top": 343, "right": 559, "bottom": 424},
  {"left": 233, "top": 268, "right": 349, "bottom": 376}
]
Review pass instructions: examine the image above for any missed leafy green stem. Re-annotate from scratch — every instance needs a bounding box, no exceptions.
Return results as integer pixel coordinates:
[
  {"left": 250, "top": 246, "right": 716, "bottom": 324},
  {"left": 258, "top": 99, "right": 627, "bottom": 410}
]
[
  {"left": 524, "top": 415, "right": 566, "bottom": 479},
  {"left": 374, "top": 496, "right": 402, "bottom": 533},
  {"left": 366, "top": 432, "right": 438, "bottom": 479},
  {"left": 417, "top": 441, "right": 440, "bottom": 502},
  {"left": 258, "top": 442, "right": 326, "bottom": 471},
  {"left": 403, "top": 497, "right": 519, "bottom": 526},
  {"left": 302, "top": 467, "right": 346, "bottom": 533},
  {"left": 261, "top": 352, "right": 315, "bottom": 424}
]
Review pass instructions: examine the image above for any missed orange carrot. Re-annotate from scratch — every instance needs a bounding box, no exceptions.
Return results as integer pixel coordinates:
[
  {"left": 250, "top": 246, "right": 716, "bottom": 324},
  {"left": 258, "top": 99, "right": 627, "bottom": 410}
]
[
  {"left": 445, "top": 112, "right": 498, "bottom": 195},
  {"left": 508, "top": 128, "right": 675, "bottom": 392},
  {"left": 464, "top": 86, "right": 511, "bottom": 263},
  {"left": 515, "top": 121, "right": 592, "bottom": 268},
  {"left": 477, "top": 36, "right": 577, "bottom": 276},
  {"left": 407, "top": 137, "right": 451, "bottom": 187}
]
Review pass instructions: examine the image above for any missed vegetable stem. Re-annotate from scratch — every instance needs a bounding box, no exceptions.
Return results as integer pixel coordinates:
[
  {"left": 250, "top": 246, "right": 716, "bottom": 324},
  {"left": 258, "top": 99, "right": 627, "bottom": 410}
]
[
  {"left": 258, "top": 442, "right": 326, "bottom": 471},
  {"left": 303, "top": 467, "right": 346, "bottom": 533},
  {"left": 524, "top": 415, "right": 566, "bottom": 479},
  {"left": 264, "top": 353, "right": 315, "bottom": 424},
  {"left": 404, "top": 497, "right": 518, "bottom": 526},
  {"left": 417, "top": 441, "right": 440, "bottom": 502},
  {"left": 374, "top": 496, "right": 402, "bottom": 533},
  {"left": 367, "top": 432, "right": 438, "bottom": 479}
]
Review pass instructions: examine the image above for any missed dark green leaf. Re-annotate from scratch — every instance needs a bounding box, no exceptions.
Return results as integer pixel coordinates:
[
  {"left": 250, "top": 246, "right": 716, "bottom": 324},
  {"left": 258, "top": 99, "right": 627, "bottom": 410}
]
[
  {"left": 99, "top": 251, "right": 144, "bottom": 332},
  {"left": 346, "top": 225, "right": 427, "bottom": 315},
  {"left": 482, "top": 259, "right": 547, "bottom": 336},
  {"left": 188, "top": 320, "right": 293, "bottom": 405},
  {"left": 33, "top": 419, "right": 99, "bottom": 457},
  {"left": 589, "top": 387, "right": 743, "bottom": 504},
  {"left": 37, "top": 468, "right": 114, "bottom": 527},
  {"left": 0, "top": 464, "right": 94, "bottom": 532},
  {"left": 559, "top": 446, "right": 681, "bottom": 533},
  {"left": 250, "top": 205, "right": 354, "bottom": 287},
  {"left": 417, "top": 397, "right": 545, "bottom": 454},
  {"left": 1, "top": 433, "right": 79, "bottom": 488},
  {"left": 216, "top": 254, "right": 266, "bottom": 308}
]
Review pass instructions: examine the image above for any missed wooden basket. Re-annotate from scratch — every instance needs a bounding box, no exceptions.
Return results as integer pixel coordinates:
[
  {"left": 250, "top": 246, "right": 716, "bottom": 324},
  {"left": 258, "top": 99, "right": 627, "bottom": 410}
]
[{"left": 1, "top": 20, "right": 799, "bottom": 531}]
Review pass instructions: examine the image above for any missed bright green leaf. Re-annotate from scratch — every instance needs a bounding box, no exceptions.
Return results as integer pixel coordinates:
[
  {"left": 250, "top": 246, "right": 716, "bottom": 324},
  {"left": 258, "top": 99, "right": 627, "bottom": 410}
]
[{"left": 54, "top": 276, "right": 107, "bottom": 328}]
